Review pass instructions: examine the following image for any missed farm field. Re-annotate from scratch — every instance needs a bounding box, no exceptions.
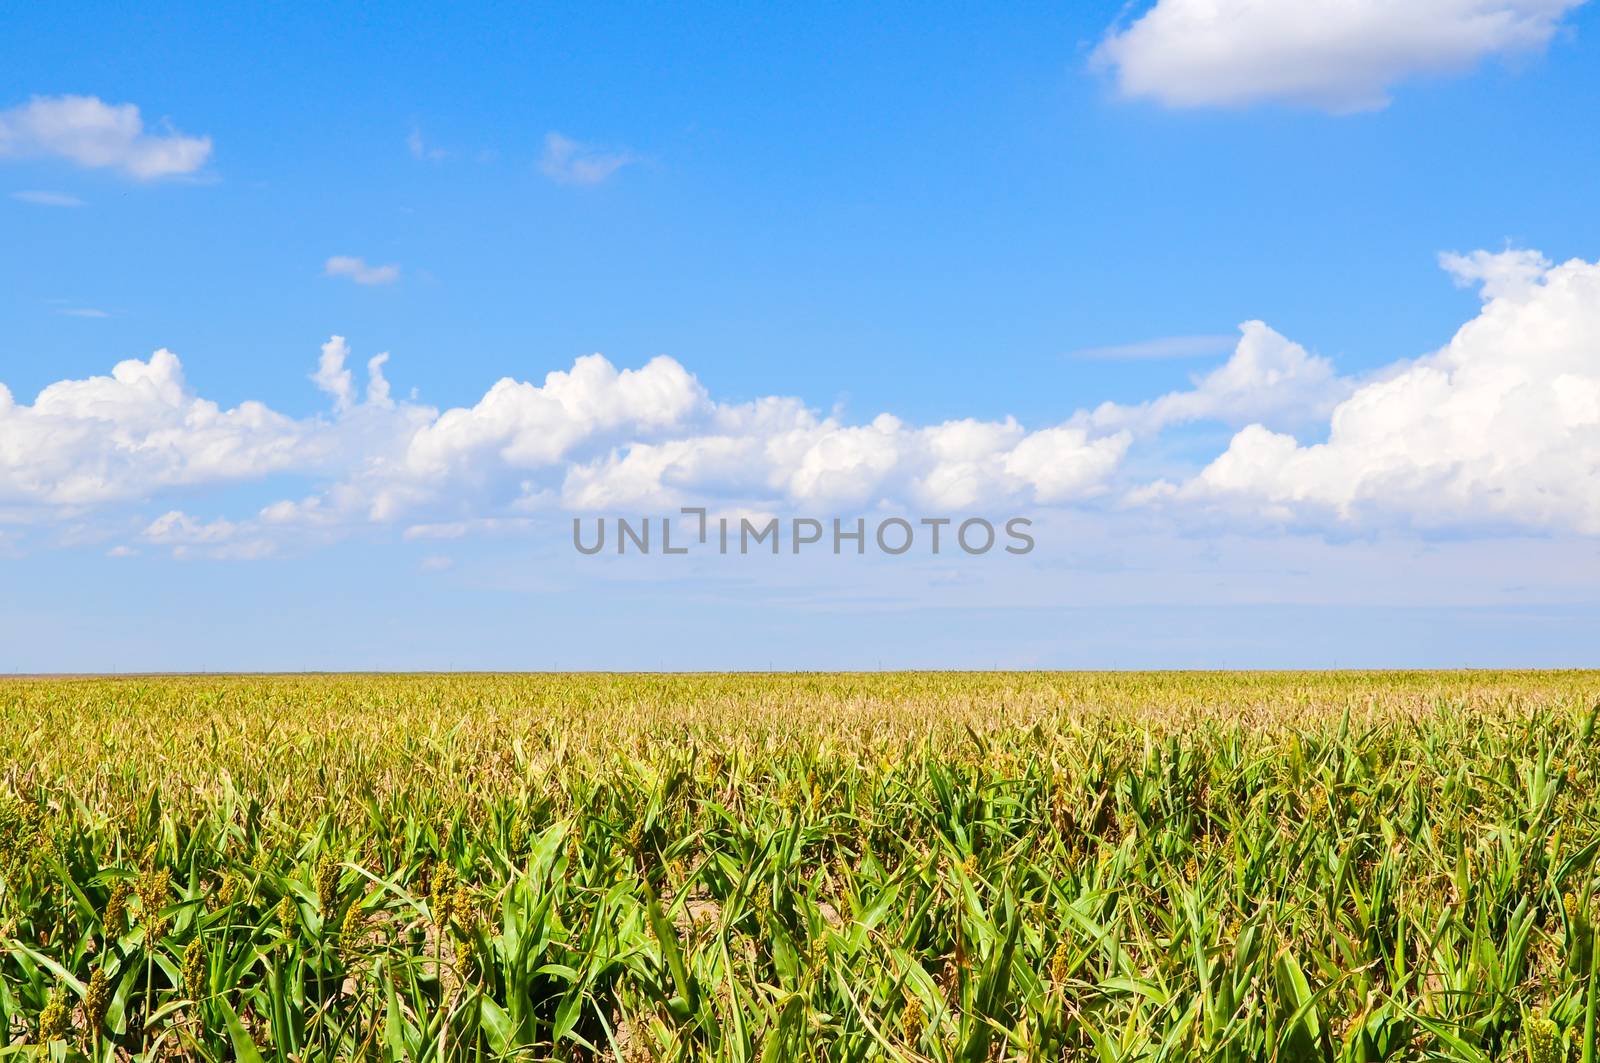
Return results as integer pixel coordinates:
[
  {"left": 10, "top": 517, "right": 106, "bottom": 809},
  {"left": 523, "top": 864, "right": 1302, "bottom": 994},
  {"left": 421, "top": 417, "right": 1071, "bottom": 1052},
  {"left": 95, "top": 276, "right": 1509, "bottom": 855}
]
[{"left": 2, "top": 671, "right": 1599, "bottom": 1062}]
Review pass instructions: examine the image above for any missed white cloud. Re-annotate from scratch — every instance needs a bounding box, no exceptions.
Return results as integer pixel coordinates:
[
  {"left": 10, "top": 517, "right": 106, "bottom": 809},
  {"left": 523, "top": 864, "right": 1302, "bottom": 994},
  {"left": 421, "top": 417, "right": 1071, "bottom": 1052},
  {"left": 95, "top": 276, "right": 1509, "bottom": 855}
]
[
  {"left": 0, "top": 336, "right": 1132, "bottom": 544},
  {"left": 323, "top": 255, "right": 401, "bottom": 286},
  {"left": 1439, "top": 246, "right": 1551, "bottom": 300},
  {"left": 0, "top": 348, "right": 306, "bottom": 509},
  {"left": 142, "top": 510, "right": 276, "bottom": 559},
  {"left": 1094, "top": 0, "right": 1585, "bottom": 112},
  {"left": 11, "top": 189, "right": 84, "bottom": 207},
  {"left": 311, "top": 335, "right": 357, "bottom": 412},
  {"left": 6, "top": 250, "right": 1598, "bottom": 552},
  {"left": 58, "top": 307, "right": 109, "bottom": 319},
  {"left": 401, "top": 354, "right": 708, "bottom": 480},
  {"left": 0, "top": 95, "right": 212, "bottom": 178},
  {"left": 366, "top": 352, "right": 394, "bottom": 408},
  {"left": 1003, "top": 427, "right": 1131, "bottom": 503},
  {"left": 558, "top": 408, "right": 1131, "bottom": 512},
  {"left": 1181, "top": 251, "right": 1600, "bottom": 532},
  {"left": 538, "top": 132, "right": 636, "bottom": 186},
  {"left": 144, "top": 510, "right": 241, "bottom": 545},
  {"left": 1086, "top": 321, "right": 1349, "bottom": 435}
]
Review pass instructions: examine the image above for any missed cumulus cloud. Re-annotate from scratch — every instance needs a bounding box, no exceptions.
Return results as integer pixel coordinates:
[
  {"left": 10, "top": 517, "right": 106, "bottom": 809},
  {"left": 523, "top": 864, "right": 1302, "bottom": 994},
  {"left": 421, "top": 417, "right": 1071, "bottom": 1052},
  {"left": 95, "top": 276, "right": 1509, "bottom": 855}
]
[
  {"left": 0, "top": 94, "right": 212, "bottom": 178},
  {"left": 324, "top": 255, "right": 400, "bottom": 286},
  {"left": 538, "top": 132, "right": 636, "bottom": 186},
  {"left": 310, "top": 335, "right": 372, "bottom": 413},
  {"left": 1439, "top": 246, "right": 1552, "bottom": 299},
  {"left": 0, "top": 349, "right": 305, "bottom": 509},
  {"left": 402, "top": 354, "right": 707, "bottom": 482},
  {"left": 1094, "top": 0, "right": 1585, "bottom": 112},
  {"left": 1181, "top": 251, "right": 1600, "bottom": 532},
  {"left": 366, "top": 352, "right": 394, "bottom": 408},
  {"left": 0, "top": 336, "right": 1134, "bottom": 551},
  {"left": 560, "top": 409, "right": 1131, "bottom": 512},
  {"left": 9, "top": 249, "right": 1598, "bottom": 554},
  {"left": 1086, "top": 321, "right": 1349, "bottom": 435}
]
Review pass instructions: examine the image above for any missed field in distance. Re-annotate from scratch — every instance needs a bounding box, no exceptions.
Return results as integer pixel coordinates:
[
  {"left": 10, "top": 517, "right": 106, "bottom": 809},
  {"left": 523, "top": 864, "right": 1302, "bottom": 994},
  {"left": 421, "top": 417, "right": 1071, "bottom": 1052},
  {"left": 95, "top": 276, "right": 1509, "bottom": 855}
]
[{"left": 1, "top": 671, "right": 1598, "bottom": 1061}]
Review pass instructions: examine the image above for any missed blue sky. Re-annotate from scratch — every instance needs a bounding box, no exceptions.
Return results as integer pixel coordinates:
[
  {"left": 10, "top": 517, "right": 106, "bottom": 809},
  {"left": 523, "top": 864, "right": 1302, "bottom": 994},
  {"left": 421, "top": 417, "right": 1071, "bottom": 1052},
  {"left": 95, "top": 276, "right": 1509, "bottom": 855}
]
[{"left": 3, "top": 1, "right": 1599, "bottom": 670}]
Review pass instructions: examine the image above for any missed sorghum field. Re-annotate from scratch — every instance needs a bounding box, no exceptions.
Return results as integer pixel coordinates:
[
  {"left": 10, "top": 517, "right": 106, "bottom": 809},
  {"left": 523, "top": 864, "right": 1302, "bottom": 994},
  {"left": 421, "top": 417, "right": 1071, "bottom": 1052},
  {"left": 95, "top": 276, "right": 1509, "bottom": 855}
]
[{"left": 2, "top": 672, "right": 1599, "bottom": 1062}]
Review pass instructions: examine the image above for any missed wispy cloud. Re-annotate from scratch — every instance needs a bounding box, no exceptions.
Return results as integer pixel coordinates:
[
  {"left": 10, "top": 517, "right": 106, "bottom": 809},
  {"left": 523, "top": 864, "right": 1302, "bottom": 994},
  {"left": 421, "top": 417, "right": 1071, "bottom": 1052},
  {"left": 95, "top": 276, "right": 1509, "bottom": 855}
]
[
  {"left": 57, "top": 307, "right": 109, "bottom": 318},
  {"left": 324, "top": 255, "right": 401, "bottom": 286},
  {"left": 406, "top": 125, "right": 446, "bottom": 162},
  {"left": 1069, "top": 334, "right": 1236, "bottom": 361},
  {"left": 142, "top": 510, "right": 275, "bottom": 560},
  {"left": 11, "top": 189, "right": 84, "bottom": 207},
  {"left": 0, "top": 94, "right": 212, "bottom": 178},
  {"left": 538, "top": 132, "right": 636, "bottom": 186}
]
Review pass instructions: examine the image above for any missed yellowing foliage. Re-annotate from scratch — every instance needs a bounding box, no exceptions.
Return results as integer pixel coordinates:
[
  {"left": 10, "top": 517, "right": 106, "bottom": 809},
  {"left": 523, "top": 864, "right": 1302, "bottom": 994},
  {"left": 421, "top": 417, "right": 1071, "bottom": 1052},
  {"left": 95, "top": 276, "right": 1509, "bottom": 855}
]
[{"left": 0, "top": 671, "right": 1598, "bottom": 1060}]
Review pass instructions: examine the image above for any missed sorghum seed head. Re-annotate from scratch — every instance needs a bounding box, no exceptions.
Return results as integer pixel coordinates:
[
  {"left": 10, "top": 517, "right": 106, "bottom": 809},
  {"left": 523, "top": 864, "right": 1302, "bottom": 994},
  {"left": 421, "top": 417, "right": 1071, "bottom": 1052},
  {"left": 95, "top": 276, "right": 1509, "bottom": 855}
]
[
  {"left": 84, "top": 967, "right": 111, "bottom": 1029},
  {"left": 339, "top": 900, "right": 369, "bottom": 957},
  {"left": 430, "top": 865, "right": 456, "bottom": 924},
  {"left": 137, "top": 867, "right": 170, "bottom": 921},
  {"left": 182, "top": 940, "right": 206, "bottom": 1002},
  {"left": 900, "top": 995, "right": 924, "bottom": 1043},
  {"left": 1525, "top": 1016, "right": 1562, "bottom": 1063},
  {"left": 315, "top": 856, "right": 340, "bottom": 914},
  {"left": 213, "top": 873, "right": 238, "bottom": 910},
  {"left": 37, "top": 988, "right": 69, "bottom": 1042},
  {"left": 1051, "top": 940, "right": 1071, "bottom": 984},
  {"left": 450, "top": 885, "right": 476, "bottom": 931},
  {"left": 454, "top": 936, "right": 477, "bottom": 980},
  {"left": 103, "top": 880, "right": 131, "bottom": 938}
]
